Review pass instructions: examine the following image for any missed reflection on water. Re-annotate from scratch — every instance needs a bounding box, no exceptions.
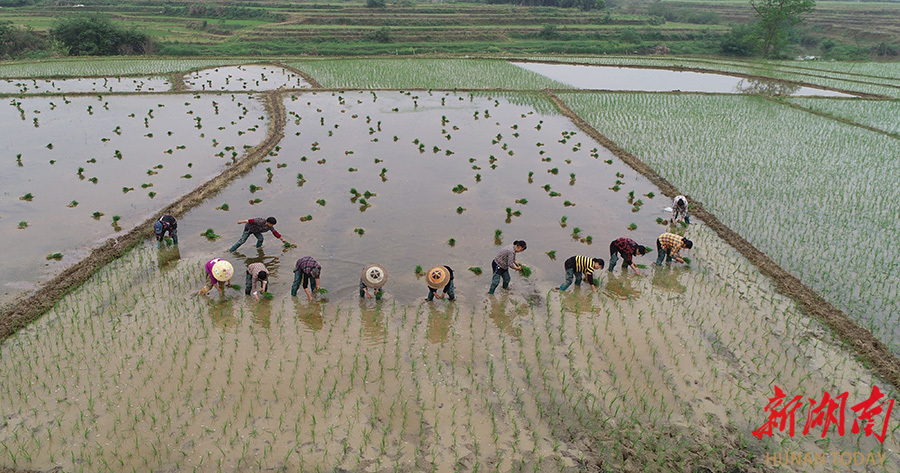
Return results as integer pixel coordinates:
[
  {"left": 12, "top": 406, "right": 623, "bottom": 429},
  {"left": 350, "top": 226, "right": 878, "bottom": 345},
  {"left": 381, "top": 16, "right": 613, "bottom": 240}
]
[
  {"left": 651, "top": 266, "right": 688, "bottom": 293},
  {"left": 358, "top": 300, "right": 387, "bottom": 344},
  {"left": 295, "top": 301, "right": 324, "bottom": 332},
  {"left": 205, "top": 295, "right": 237, "bottom": 330},
  {"left": 425, "top": 303, "right": 455, "bottom": 344},
  {"left": 487, "top": 296, "right": 523, "bottom": 339},
  {"left": 604, "top": 272, "right": 641, "bottom": 300},
  {"left": 250, "top": 299, "right": 272, "bottom": 328},
  {"left": 736, "top": 78, "right": 801, "bottom": 96}
]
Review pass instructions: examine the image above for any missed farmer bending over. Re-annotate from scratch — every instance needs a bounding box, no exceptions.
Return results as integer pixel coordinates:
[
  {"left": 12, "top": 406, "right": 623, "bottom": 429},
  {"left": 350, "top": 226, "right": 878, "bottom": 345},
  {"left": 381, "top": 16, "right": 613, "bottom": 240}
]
[
  {"left": 155, "top": 215, "right": 178, "bottom": 248},
  {"left": 608, "top": 237, "right": 648, "bottom": 275},
  {"left": 426, "top": 265, "right": 455, "bottom": 301},
  {"left": 489, "top": 240, "right": 526, "bottom": 295},
  {"left": 559, "top": 256, "right": 604, "bottom": 291},
  {"left": 199, "top": 258, "right": 232, "bottom": 298},
  {"left": 228, "top": 217, "right": 285, "bottom": 252},
  {"left": 672, "top": 195, "right": 690, "bottom": 224},
  {"left": 655, "top": 232, "right": 693, "bottom": 266},
  {"left": 246, "top": 262, "right": 270, "bottom": 301},
  {"left": 292, "top": 256, "right": 323, "bottom": 301}
]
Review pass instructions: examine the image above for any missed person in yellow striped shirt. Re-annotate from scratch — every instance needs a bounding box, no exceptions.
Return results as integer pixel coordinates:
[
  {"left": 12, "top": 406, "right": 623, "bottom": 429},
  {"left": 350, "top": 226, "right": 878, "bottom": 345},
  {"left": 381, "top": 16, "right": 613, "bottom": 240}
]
[{"left": 559, "top": 255, "right": 604, "bottom": 291}]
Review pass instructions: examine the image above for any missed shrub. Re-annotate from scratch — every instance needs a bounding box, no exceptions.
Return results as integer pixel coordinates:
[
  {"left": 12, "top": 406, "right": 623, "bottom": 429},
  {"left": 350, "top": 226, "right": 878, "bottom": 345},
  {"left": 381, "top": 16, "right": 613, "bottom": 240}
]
[{"left": 52, "top": 14, "right": 154, "bottom": 56}]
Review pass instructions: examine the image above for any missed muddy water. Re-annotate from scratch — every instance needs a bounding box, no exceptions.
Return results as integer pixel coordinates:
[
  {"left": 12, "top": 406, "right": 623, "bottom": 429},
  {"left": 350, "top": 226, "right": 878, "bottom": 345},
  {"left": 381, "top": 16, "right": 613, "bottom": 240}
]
[
  {"left": 1, "top": 90, "right": 896, "bottom": 472},
  {"left": 513, "top": 62, "right": 855, "bottom": 97},
  {"left": 0, "top": 228, "right": 896, "bottom": 472},
  {"left": 0, "top": 76, "right": 171, "bottom": 94},
  {"left": 184, "top": 65, "right": 311, "bottom": 92},
  {"left": 0, "top": 93, "right": 268, "bottom": 308}
]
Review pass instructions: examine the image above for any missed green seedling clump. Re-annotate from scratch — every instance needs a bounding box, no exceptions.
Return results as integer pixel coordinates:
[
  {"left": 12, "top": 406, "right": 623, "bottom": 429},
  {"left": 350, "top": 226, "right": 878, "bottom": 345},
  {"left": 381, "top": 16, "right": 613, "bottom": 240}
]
[
  {"left": 448, "top": 238, "right": 456, "bottom": 246},
  {"left": 469, "top": 266, "right": 483, "bottom": 275},
  {"left": 317, "top": 199, "right": 326, "bottom": 206},
  {"left": 202, "top": 228, "right": 220, "bottom": 240},
  {"left": 262, "top": 292, "right": 274, "bottom": 300},
  {"left": 283, "top": 241, "right": 297, "bottom": 249},
  {"left": 456, "top": 207, "right": 466, "bottom": 214},
  {"left": 520, "top": 265, "right": 533, "bottom": 278},
  {"left": 217, "top": 203, "right": 230, "bottom": 211},
  {"left": 68, "top": 200, "right": 78, "bottom": 208},
  {"left": 92, "top": 212, "right": 104, "bottom": 219},
  {"left": 628, "top": 223, "right": 638, "bottom": 231},
  {"left": 354, "top": 228, "right": 365, "bottom": 235},
  {"left": 415, "top": 265, "right": 423, "bottom": 275},
  {"left": 546, "top": 250, "right": 557, "bottom": 259},
  {"left": 46, "top": 253, "right": 63, "bottom": 260},
  {"left": 317, "top": 288, "right": 328, "bottom": 294},
  {"left": 20, "top": 193, "right": 33, "bottom": 201},
  {"left": 18, "top": 221, "right": 28, "bottom": 229},
  {"left": 299, "top": 215, "right": 313, "bottom": 222}
]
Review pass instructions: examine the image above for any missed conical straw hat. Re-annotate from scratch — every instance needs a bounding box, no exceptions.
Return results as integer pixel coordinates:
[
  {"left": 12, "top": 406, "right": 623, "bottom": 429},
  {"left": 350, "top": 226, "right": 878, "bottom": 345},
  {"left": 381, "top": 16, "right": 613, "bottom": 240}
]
[
  {"left": 212, "top": 260, "right": 234, "bottom": 282},
  {"left": 361, "top": 264, "right": 388, "bottom": 289},
  {"left": 426, "top": 266, "right": 449, "bottom": 289}
]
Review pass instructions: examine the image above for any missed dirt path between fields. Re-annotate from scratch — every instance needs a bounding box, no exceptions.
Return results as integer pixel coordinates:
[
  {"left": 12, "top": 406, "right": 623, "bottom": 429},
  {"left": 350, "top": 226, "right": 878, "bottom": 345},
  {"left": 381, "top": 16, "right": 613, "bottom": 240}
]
[
  {"left": 0, "top": 90, "right": 286, "bottom": 341},
  {"left": 547, "top": 90, "right": 900, "bottom": 390}
]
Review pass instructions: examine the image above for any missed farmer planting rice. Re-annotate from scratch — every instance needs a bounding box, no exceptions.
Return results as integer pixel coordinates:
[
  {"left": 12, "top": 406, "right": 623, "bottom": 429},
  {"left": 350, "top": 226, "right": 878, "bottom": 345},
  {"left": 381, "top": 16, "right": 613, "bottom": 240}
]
[
  {"left": 360, "top": 264, "right": 388, "bottom": 300},
  {"left": 655, "top": 232, "right": 693, "bottom": 266},
  {"left": 292, "top": 256, "right": 323, "bottom": 301},
  {"left": 198, "top": 258, "right": 232, "bottom": 298},
  {"left": 228, "top": 217, "right": 286, "bottom": 252},
  {"left": 246, "top": 262, "right": 270, "bottom": 302},
  {"left": 558, "top": 255, "right": 604, "bottom": 291},
  {"left": 154, "top": 215, "right": 178, "bottom": 248},
  {"left": 672, "top": 195, "right": 690, "bottom": 224},
  {"left": 426, "top": 265, "right": 455, "bottom": 301},
  {"left": 489, "top": 240, "right": 526, "bottom": 295},
  {"left": 608, "top": 237, "right": 649, "bottom": 275}
]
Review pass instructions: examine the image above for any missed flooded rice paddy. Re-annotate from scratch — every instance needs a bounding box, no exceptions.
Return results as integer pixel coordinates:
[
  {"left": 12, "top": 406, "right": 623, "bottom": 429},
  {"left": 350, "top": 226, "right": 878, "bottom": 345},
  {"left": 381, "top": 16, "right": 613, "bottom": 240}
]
[
  {"left": 513, "top": 62, "right": 855, "bottom": 97},
  {"left": 1, "top": 88, "right": 898, "bottom": 472},
  {"left": 184, "top": 65, "right": 311, "bottom": 92},
  {"left": 0, "top": 76, "right": 171, "bottom": 94},
  {"left": 0, "top": 93, "right": 268, "bottom": 307}
]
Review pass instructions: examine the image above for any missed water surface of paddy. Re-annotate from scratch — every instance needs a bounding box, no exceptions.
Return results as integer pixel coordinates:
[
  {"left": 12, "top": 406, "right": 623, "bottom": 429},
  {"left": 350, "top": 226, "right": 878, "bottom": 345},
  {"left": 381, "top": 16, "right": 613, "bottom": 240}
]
[
  {"left": 513, "top": 62, "right": 855, "bottom": 96},
  {"left": 184, "top": 65, "right": 311, "bottom": 91}
]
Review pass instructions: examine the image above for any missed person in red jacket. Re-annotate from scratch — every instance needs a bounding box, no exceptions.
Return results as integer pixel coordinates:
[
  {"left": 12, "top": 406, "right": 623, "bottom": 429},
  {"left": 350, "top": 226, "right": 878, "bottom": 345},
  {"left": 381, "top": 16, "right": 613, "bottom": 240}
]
[{"left": 228, "top": 216, "right": 285, "bottom": 252}]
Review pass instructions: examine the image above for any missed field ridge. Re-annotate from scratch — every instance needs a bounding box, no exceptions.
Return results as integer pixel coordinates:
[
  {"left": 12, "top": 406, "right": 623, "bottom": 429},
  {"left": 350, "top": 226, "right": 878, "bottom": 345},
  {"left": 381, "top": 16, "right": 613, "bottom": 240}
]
[{"left": 546, "top": 90, "right": 900, "bottom": 390}]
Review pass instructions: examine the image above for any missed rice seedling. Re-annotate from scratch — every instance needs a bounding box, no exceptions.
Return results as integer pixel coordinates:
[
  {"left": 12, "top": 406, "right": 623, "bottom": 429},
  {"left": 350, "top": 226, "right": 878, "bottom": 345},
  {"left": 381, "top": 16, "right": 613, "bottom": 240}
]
[
  {"left": 317, "top": 199, "right": 326, "bottom": 206},
  {"left": 355, "top": 228, "right": 365, "bottom": 235},
  {"left": 563, "top": 200, "right": 574, "bottom": 207},
  {"left": 452, "top": 184, "right": 467, "bottom": 193},
  {"left": 249, "top": 198, "right": 262, "bottom": 205},
  {"left": 201, "top": 228, "right": 220, "bottom": 240},
  {"left": 92, "top": 212, "right": 104, "bottom": 219},
  {"left": 45, "top": 253, "right": 63, "bottom": 260},
  {"left": 19, "top": 193, "right": 33, "bottom": 201},
  {"left": 17, "top": 221, "right": 27, "bottom": 229},
  {"left": 415, "top": 265, "right": 424, "bottom": 275},
  {"left": 469, "top": 266, "right": 483, "bottom": 275},
  {"left": 456, "top": 207, "right": 466, "bottom": 214},
  {"left": 67, "top": 200, "right": 78, "bottom": 208},
  {"left": 299, "top": 215, "right": 313, "bottom": 222},
  {"left": 627, "top": 223, "right": 637, "bottom": 231},
  {"left": 217, "top": 203, "right": 230, "bottom": 211},
  {"left": 519, "top": 265, "right": 533, "bottom": 277},
  {"left": 448, "top": 238, "right": 456, "bottom": 247}
]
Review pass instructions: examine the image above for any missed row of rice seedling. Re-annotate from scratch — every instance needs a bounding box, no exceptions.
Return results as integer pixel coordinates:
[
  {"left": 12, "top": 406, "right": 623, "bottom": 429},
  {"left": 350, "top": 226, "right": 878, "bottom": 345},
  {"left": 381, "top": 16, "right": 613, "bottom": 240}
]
[
  {"left": 285, "top": 58, "right": 570, "bottom": 90},
  {"left": 559, "top": 91, "right": 900, "bottom": 353},
  {"left": 0, "top": 93, "right": 268, "bottom": 304},
  {"left": 184, "top": 65, "right": 311, "bottom": 92},
  {"left": 521, "top": 56, "right": 900, "bottom": 98},
  {"left": 784, "top": 97, "right": 900, "bottom": 136},
  {"left": 0, "top": 58, "right": 254, "bottom": 79},
  {"left": 0, "top": 76, "right": 171, "bottom": 95},
  {"left": 1, "top": 219, "right": 895, "bottom": 472}
]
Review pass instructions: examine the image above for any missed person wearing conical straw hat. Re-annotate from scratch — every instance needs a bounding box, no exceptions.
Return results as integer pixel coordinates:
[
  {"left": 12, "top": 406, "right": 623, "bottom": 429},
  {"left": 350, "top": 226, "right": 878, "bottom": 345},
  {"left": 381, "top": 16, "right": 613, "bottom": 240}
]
[
  {"left": 360, "top": 264, "right": 388, "bottom": 300},
  {"left": 488, "top": 240, "right": 526, "bottom": 295},
  {"left": 558, "top": 256, "right": 604, "bottom": 291},
  {"left": 426, "top": 265, "right": 455, "bottom": 301},
  {"left": 199, "top": 258, "right": 233, "bottom": 297}
]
